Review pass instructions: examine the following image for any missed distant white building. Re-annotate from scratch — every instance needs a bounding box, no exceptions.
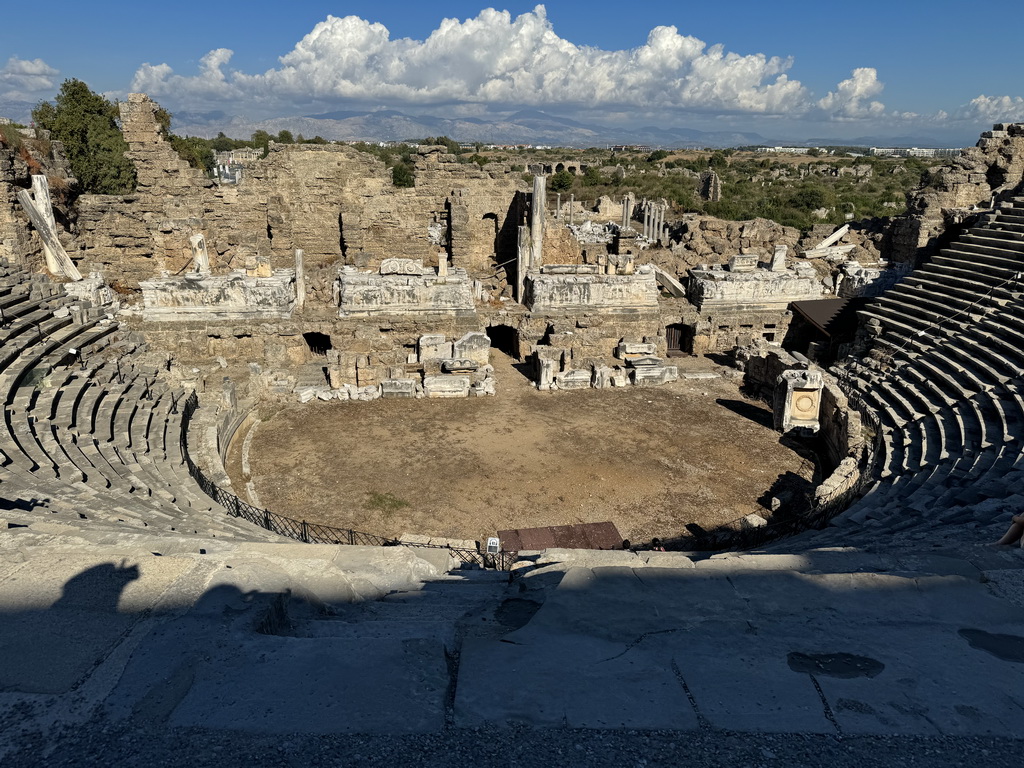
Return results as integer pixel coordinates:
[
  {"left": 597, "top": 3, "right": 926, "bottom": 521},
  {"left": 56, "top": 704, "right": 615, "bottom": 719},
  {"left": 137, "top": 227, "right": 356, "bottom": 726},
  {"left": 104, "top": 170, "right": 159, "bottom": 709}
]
[
  {"left": 869, "top": 147, "right": 962, "bottom": 158},
  {"left": 756, "top": 146, "right": 819, "bottom": 155}
]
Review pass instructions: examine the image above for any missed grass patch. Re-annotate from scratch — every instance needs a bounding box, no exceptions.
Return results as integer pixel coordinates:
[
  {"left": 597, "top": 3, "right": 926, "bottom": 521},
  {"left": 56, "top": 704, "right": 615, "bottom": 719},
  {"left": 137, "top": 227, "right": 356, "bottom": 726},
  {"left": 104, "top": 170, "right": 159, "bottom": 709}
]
[{"left": 364, "top": 491, "right": 410, "bottom": 515}]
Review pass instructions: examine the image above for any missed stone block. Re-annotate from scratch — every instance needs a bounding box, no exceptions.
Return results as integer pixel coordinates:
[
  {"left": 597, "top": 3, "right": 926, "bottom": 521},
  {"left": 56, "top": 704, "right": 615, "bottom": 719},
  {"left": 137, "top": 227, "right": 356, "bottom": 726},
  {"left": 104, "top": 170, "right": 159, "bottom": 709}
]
[
  {"left": 616, "top": 341, "right": 657, "bottom": 358},
  {"left": 381, "top": 379, "right": 418, "bottom": 399},
  {"left": 536, "top": 357, "right": 557, "bottom": 391},
  {"left": 593, "top": 365, "right": 614, "bottom": 389},
  {"left": 355, "top": 385, "right": 382, "bottom": 402},
  {"left": 441, "top": 359, "right": 479, "bottom": 373},
  {"left": 625, "top": 356, "right": 663, "bottom": 368},
  {"left": 419, "top": 335, "right": 452, "bottom": 361},
  {"left": 740, "top": 513, "right": 768, "bottom": 529},
  {"left": 380, "top": 258, "right": 424, "bottom": 275},
  {"left": 453, "top": 332, "right": 491, "bottom": 364},
  {"left": 423, "top": 375, "right": 471, "bottom": 398},
  {"left": 728, "top": 254, "right": 758, "bottom": 272},
  {"left": 631, "top": 366, "right": 679, "bottom": 386},
  {"left": 472, "top": 377, "right": 496, "bottom": 396},
  {"left": 555, "top": 369, "right": 593, "bottom": 390}
]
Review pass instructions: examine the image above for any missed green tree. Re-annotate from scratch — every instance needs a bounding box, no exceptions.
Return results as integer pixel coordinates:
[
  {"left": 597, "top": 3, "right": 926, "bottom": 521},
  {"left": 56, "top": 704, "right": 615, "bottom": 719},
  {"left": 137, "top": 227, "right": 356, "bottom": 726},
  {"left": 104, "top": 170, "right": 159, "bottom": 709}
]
[
  {"left": 210, "top": 132, "right": 236, "bottom": 152},
  {"left": 276, "top": 129, "right": 294, "bottom": 144},
  {"left": 168, "top": 135, "right": 214, "bottom": 174},
  {"left": 250, "top": 130, "right": 272, "bottom": 157},
  {"left": 391, "top": 162, "right": 415, "bottom": 187},
  {"left": 549, "top": 169, "right": 574, "bottom": 191},
  {"left": 580, "top": 166, "right": 606, "bottom": 186},
  {"left": 32, "top": 78, "right": 136, "bottom": 194}
]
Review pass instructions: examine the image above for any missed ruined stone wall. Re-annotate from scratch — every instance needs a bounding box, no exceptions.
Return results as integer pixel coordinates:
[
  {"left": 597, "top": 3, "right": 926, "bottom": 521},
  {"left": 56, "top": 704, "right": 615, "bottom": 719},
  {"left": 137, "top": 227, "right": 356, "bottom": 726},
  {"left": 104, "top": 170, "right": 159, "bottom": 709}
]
[
  {"left": 890, "top": 123, "right": 1024, "bottom": 263},
  {"left": 690, "top": 310, "right": 793, "bottom": 355},
  {"left": 74, "top": 94, "right": 526, "bottom": 299},
  {"left": 137, "top": 312, "right": 483, "bottom": 393},
  {"left": 486, "top": 309, "right": 667, "bottom": 363},
  {"left": 0, "top": 130, "right": 75, "bottom": 268}
]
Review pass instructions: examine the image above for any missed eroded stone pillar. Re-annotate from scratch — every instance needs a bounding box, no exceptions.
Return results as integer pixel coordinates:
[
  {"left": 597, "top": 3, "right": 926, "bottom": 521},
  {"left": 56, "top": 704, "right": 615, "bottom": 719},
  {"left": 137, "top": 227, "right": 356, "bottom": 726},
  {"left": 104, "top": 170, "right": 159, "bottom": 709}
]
[
  {"left": 190, "top": 234, "right": 211, "bottom": 274},
  {"left": 531, "top": 175, "right": 546, "bottom": 269},
  {"left": 294, "top": 248, "right": 305, "bottom": 309}
]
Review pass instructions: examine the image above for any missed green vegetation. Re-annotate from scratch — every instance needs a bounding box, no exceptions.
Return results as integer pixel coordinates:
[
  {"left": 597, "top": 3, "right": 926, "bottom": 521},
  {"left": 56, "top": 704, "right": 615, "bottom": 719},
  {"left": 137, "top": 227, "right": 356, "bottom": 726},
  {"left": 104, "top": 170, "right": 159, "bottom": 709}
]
[
  {"left": 516, "top": 148, "right": 937, "bottom": 231},
  {"left": 32, "top": 79, "right": 137, "bottom": 194},
  {"left": 349, "top": 141, "right": 417, "bottom": 187},
  {"left": 364, "top": 491, "right": 410, "bottom": 520}
]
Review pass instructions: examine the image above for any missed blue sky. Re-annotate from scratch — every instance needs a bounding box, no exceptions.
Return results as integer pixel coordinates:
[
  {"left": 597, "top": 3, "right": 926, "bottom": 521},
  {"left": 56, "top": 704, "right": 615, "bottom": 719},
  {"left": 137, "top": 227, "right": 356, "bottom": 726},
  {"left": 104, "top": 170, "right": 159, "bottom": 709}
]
[{"left": 1, "top": 1, "right": 1019, "bottom": 143}]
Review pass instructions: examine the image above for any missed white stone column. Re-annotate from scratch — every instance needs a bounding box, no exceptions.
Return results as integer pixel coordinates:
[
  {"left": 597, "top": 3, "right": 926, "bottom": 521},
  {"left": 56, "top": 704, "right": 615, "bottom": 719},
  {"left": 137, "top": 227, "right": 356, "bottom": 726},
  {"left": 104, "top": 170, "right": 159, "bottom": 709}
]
[
  {"left": 190, "top": 234, "right": 211, "bottom": 274},
  {"left": 530, "top": 175, "right": 545, "bottom": 269},
  {"left": 294, "top": 248, "right": 305, "bottom": 309}
]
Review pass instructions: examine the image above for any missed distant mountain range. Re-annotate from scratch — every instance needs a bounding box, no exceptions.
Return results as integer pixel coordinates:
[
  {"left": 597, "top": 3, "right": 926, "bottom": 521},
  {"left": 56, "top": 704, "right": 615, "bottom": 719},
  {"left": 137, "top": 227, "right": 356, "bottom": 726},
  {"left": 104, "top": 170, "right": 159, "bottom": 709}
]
[
  {"left": 173, "top": 108, "right": 980, "bottom": 149},
  {"left": 171, "top": 107, "right": 779, "bottom": 148},
  {"left": 0, "top": 97, "right": 978, "bottom": 149}
]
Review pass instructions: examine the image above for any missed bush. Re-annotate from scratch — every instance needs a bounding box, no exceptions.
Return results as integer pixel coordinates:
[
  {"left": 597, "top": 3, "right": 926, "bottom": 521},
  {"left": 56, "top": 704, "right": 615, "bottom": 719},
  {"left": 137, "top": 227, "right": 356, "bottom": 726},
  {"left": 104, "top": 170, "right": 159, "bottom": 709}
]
[{"left": 32, "top": 79, "right": 137, "bottom": 194}]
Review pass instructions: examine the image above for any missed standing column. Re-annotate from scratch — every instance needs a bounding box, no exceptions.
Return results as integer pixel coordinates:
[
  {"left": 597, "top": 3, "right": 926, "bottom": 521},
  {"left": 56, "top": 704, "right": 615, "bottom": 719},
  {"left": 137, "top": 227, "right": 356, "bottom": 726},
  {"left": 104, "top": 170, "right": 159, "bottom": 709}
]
[
  {"left": 621, "top": 196, "right": 629, "bottom": 230},
  {"left": 530, "top": 175, "right": 545, "bottom": 268},
  {"left": 556, "top": 193, "right": 561, "bottom": 221},
  {"left": 644, "top": 204, "right": 651, "bottom": 239},
  {"left": 569, "top": 194, "right": 575, "bottom": 226},
  {"left": 294, "top": 248, "right": 305, "bottom": 309}
]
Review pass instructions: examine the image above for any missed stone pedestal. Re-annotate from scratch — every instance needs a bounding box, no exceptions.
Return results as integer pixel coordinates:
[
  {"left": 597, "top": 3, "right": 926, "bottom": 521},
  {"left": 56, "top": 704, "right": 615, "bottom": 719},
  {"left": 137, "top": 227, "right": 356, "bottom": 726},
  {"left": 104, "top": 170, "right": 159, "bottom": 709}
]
[{"left": 774, "top": 369, "right": 823, "bottom": 433}]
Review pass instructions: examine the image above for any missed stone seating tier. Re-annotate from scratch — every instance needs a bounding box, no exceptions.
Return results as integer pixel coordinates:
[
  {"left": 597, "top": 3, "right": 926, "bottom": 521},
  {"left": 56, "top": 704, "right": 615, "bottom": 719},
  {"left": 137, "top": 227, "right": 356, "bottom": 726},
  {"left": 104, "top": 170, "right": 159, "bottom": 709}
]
[{"left": 0, "top": 266, "right": 278, "bottom": 543}]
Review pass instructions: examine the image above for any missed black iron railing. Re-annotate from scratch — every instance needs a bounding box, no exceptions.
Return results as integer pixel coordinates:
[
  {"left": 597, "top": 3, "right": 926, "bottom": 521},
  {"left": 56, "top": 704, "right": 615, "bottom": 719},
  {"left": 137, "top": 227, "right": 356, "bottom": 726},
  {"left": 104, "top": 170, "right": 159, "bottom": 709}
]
[{"left": 179, "top": 391, "right": 518, "bottom": 571}]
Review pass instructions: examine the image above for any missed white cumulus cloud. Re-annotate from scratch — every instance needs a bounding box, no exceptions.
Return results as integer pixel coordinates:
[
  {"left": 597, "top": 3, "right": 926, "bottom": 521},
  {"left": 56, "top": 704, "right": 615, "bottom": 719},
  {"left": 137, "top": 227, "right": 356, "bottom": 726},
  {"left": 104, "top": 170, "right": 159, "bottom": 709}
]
[
  {"left": 0, "top": 56, "right": 60, "bottom": 100},
  {"left": 130, "top": 5, "right": 814, "bottom": 116},
  {"left": 952, "top": 95, "right": 1024, "bottom": 123},
  {"left": 816, "top": 67, "right": 885, "bottom": 119}
]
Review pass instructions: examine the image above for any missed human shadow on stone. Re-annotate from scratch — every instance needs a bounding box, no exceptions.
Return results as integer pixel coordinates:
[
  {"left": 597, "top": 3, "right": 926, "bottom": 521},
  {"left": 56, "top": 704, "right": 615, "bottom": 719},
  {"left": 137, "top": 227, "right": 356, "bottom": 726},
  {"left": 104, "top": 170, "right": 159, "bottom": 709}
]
[{"left": 51, "top": 561, "right": 141, "bottom": 613}]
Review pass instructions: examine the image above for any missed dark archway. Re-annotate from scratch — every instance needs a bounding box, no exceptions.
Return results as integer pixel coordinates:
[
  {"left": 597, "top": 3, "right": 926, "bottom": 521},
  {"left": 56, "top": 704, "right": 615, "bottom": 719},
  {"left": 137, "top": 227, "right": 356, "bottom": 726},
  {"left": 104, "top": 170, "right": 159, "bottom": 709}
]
[
  {"left": 486, "top": 324, "right": 520, "bottom": 360},
  {"left": 302, "top": 332, "right": 333, "bottom": 356}
]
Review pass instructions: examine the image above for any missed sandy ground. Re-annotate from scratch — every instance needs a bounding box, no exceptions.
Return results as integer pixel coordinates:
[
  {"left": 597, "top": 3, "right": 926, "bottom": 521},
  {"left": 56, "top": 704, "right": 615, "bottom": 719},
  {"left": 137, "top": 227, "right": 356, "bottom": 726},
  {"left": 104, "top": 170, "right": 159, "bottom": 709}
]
[{"left": 230, "top": 352, "right": 815, "bottom": 545}]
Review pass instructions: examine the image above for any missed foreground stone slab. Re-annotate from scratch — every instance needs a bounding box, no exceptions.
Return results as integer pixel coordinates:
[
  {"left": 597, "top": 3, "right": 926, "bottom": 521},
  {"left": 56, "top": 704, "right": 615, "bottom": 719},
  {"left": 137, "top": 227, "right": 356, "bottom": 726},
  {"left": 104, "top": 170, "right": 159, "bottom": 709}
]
[
  {"left": 169, "top": 636, "right": 448, "bottom": 734},
  {"left": 456, "top": 633, "right": 697, "bottom": 730},
  {"left": 0, "top": 554, "right": 193, "bottom": 693}
]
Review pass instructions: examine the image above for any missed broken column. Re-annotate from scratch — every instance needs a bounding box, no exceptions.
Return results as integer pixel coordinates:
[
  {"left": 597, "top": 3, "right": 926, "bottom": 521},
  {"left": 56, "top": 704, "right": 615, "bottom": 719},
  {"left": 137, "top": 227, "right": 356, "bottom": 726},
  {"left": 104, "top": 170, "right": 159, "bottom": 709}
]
[
  {"left": 294, "top": 248, "right": 305, "bottom": 309},
  {"left": 770, "top": 245, "right": 787, "bottom": 272},
  {"left": 190, "top": 234, "right": 211, "bottom": 274},
  {"left": 15, "top": 175, "right": 82, "bottom": 281}
]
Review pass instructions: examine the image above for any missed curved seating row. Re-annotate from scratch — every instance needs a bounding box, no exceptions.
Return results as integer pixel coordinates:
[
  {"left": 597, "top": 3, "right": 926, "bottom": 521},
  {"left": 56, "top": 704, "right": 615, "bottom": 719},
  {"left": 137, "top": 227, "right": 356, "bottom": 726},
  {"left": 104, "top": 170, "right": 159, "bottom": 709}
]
[
  {"left": 794, "top": 196, "right": 1024, "bottom": 548},
  {"left": 0, "top": 261, "right": 277, "bottom": 542}
]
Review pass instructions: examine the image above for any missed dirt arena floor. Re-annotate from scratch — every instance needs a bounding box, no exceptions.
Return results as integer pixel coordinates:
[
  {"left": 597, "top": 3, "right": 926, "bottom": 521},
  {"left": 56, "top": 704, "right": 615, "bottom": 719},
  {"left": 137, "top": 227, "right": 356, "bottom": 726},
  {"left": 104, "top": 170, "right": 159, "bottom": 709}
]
[{"left": 229, "top": 353, "right": 816, "bottom": 545}]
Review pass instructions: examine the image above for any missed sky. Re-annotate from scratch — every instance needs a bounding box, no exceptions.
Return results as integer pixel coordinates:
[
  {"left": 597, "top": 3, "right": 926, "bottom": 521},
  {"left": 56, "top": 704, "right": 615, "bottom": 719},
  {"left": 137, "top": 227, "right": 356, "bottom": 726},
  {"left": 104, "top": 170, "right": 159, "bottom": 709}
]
[{"left": 1, "top": 1, "right": 1021, "bottom": 144}]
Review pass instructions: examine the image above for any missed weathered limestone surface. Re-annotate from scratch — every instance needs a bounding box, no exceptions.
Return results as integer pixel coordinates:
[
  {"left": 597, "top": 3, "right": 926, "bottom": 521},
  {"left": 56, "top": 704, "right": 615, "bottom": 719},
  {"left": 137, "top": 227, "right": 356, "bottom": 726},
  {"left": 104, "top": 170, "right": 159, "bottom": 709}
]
[
  {"left": 337, "top": 266, "right": 475, "bottom": 317},
  {"left": 688, "top": 261, "right": 822, "bottom": 311},
  {"left": 74, "top": 95, "right": 526, "bottom": 295},
  {"left": 774, "top": 368, "right": 823, "bottom": 433},
  {"left": 0, "top": 132, "right": 74, "bottom": 265},
  {"left": 890, "top": 122, "right": 1024, "bottom": 262},
  {"left": 139, "top": 270, "right": 297, "bottom": 321},
  {"left": 524, "top": 266, "right": 660, "bottom": 313}
]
